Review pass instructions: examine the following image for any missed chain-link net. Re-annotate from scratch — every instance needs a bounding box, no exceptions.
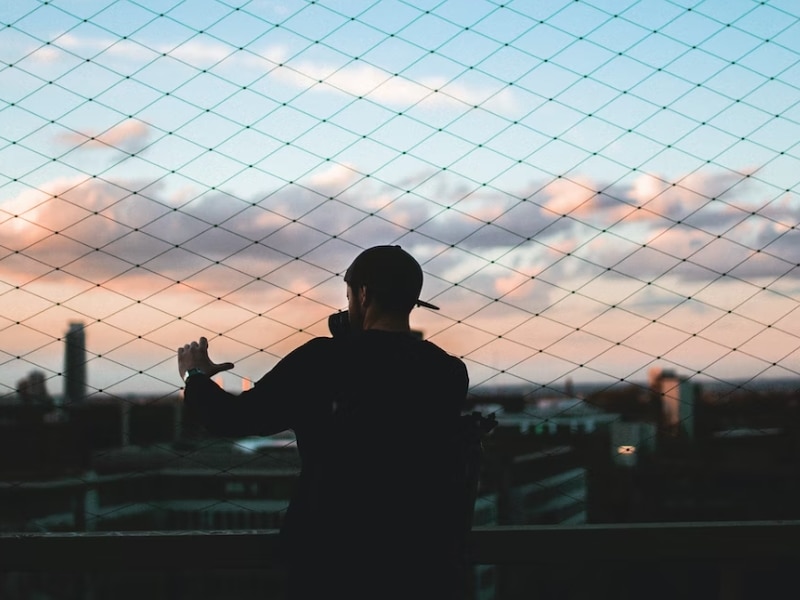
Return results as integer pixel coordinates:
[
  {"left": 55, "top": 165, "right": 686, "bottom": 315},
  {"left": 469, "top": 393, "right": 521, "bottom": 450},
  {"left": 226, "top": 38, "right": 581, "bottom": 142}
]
[{"left": 1, "top": 0, "right": 799, "bottom": 543}]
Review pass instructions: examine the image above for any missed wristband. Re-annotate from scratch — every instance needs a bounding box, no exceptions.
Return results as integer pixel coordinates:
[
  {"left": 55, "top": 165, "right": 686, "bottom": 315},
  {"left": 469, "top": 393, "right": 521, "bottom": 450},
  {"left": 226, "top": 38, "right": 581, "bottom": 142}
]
[{"left": 183, "top": 367, "right": 206, "bottom": 383}]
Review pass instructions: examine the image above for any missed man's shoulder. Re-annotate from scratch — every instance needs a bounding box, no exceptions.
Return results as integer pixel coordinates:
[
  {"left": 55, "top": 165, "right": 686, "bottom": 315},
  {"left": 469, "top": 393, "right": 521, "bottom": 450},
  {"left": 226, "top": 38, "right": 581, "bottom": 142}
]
[
  {"left": 419, "top": 338, "right": 461, "bottom": 359},
  {"left": 274, "top": 336, "right": 343, "bottom": 370},
  {"left": 287, "top": 335, "right": 342, "bottom": 357},
  {"left": 290, "top": 333, "right": 466, "bottom": 377},
  {"left": 364, "top": 332, "right": 464, "bottom": 364},
  {"left": 419, "top": 338, "right": 467, "bottom": 368}
]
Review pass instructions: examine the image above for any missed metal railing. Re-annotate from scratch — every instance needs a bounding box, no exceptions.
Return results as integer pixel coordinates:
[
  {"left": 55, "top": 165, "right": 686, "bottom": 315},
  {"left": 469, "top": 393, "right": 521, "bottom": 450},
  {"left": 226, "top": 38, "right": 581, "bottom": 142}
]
[{"left": 2, "top": 522, "right": 799, "bottom": 599}]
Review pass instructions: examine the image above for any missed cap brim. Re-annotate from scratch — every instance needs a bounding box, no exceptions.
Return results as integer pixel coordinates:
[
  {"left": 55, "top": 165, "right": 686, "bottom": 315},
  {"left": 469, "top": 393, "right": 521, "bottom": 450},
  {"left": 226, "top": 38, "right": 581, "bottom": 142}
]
[{"left": 415, "top": 299, "right": 440, "bottom": 311}]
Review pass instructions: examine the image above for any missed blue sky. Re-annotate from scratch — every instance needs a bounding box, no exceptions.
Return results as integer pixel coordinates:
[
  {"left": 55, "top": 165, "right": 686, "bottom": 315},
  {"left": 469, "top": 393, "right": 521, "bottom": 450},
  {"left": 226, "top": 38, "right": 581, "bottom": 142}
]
[{"left": 1, "top": 0, "right": 799, "bottom": 398}]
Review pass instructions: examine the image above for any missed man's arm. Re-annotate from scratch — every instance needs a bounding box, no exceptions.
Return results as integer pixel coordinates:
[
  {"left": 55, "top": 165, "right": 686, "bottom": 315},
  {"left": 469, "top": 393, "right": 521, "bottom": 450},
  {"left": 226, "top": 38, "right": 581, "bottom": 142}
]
[
  {"left": 177, "top": 336, "right": 333, "bottom": 438},
  {"left": 177, "top": 336, "right": 234, "bottom": 380},
  {"left": 177, "top": 336, "right": 291, "bottom": 437}
]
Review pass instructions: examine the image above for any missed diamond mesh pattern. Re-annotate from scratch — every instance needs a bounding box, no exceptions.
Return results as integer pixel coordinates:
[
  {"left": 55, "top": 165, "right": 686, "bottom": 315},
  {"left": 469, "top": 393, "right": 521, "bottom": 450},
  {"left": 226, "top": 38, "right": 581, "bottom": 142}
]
[{"left": 1, "top": 0, "right": 799, "bottom": 532}]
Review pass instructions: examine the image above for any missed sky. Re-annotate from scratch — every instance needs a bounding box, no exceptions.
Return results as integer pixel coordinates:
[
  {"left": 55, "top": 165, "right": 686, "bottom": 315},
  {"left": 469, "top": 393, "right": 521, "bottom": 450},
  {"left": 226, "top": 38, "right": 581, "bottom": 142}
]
[{"left": 1, "top": 0, "right": 799, "bottom": 400}]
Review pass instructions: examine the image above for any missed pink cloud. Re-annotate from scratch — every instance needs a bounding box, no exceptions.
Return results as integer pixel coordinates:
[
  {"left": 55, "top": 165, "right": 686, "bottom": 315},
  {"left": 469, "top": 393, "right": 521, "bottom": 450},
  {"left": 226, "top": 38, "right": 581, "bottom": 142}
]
[
  {"left": 55, "top": 120, "right": 151, "bottom": 152},
  {"left": 3, "top": 167, "right": 798, "bottom": 396}
]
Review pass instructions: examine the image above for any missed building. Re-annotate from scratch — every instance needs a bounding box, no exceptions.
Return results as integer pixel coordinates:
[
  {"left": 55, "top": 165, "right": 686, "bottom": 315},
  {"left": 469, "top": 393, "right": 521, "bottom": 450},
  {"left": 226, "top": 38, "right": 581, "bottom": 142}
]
[
  {"left": 649, "top": 367, "right": 698, "bottom": 440},
  {"left": 64, "top": 322, "right": 87, "bottom": 405},
  {"left": 16, "top": 370, "right": 53, "bottom": 406}
]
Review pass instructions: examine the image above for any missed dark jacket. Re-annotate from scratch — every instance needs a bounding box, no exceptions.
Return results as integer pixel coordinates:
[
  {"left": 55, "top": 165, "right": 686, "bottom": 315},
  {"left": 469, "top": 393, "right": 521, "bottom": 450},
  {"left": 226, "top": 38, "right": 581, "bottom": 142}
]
[{"left": 184, "top": 330, "right": 469, "bottom": 599}]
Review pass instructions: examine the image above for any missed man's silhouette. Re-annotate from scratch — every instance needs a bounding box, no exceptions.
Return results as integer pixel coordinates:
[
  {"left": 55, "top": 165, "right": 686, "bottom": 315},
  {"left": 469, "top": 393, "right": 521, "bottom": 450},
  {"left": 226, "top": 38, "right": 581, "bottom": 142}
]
[{"left": 178, "top": 245, "right": 470, "bottom": 599}]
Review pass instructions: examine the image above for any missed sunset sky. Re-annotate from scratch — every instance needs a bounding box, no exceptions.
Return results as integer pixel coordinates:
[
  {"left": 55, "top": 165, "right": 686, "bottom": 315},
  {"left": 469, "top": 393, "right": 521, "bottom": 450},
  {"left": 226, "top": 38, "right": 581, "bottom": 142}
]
[{"left": 1, "top": 0, "right": 799, "bottom": 400}]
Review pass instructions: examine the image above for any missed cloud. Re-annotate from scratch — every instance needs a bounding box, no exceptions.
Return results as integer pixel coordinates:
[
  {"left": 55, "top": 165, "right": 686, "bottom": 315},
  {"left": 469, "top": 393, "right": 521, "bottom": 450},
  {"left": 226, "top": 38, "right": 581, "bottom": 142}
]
[
  {"left": 3, "top": 167, "right": 798, "bottom": 340},
  {"left": 3, "top": 166, "right": 798, "bottom": 395},
  {"left": 306, "top": 162, "right": 360, "bottom": 192},
  {"left": 28, "top": 46, "right": 63, "bottom": 63},
  {"left": 404, "top": 171, "right": 800, "bottom": 302},
  {"left": 272, "top": 61, "right": 439, "bottom": 107},
  {"left": 54, "top": 33, "right": 234, "bottom": 69},
  {"left": 166, "top": 39, "right": 240, "bottom": 69},
  {"left": 269, "top": 57, "right": 517, "bottom": 112},
  {"left": 1, "top": 178, "right": 353, "bottom": 293},
  {"left": 538, "top": 176, "right": 600, "bottom": 217},
  {"left": 18, "top": 29, "right": 516, "bottom": 120},
  {"left": 55, "top": 119, "right": 152, "bottom": 153}
]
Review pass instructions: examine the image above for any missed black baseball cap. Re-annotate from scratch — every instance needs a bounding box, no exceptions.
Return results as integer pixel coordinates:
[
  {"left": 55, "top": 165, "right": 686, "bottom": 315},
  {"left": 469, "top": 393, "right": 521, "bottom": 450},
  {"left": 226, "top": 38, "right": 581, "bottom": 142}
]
[{"left": 344, "top": 245, "right": 439, "bottom": 312}]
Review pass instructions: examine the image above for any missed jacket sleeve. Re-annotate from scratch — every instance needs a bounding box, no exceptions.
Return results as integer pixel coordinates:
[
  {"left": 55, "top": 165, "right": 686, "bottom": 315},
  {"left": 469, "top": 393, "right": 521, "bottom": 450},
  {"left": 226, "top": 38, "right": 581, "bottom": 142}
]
[
  {"left": 182, "top": 337, "right": 333, "bottom": 437},
  {"left": 183, "top": 374, "right": 292, "bottom": 437}
]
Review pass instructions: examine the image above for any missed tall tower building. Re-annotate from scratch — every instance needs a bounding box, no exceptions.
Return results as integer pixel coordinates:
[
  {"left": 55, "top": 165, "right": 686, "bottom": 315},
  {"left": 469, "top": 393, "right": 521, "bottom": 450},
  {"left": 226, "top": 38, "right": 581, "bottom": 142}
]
[
  {"left": 650, "top": 367, "right": 697, "bottom": 440},
  {"left": 660, "top": 370, "right": 682, "bottom": 435},
  {"left": 64, "top": 321, "right": 87, "bottom": 405}
]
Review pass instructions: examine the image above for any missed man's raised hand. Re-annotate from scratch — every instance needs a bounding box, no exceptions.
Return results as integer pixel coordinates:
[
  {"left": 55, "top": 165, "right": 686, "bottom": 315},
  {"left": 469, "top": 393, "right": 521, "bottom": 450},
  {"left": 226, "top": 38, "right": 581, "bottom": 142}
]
[{"left": 177, "top": 336, "right": 235, "bottom": 379}]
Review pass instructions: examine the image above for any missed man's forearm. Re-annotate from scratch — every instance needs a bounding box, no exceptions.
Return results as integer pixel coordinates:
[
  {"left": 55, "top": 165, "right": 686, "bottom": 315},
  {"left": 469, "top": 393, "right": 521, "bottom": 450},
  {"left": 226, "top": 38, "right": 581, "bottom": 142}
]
[{"left": 184, "top": 375, "right": 258, "bottom": 437}]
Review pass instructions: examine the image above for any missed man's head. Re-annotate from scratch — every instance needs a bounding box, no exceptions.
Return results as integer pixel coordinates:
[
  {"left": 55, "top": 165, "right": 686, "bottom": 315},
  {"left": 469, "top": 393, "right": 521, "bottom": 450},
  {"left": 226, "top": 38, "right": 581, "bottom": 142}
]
[{"left": 344, "top": 245, "right": 437, "bottom": 330}]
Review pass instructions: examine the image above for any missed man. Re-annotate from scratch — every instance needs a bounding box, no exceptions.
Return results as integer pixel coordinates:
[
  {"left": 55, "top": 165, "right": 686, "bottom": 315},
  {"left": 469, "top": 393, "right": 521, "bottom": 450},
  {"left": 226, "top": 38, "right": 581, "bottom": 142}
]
[{"left": 178, "top": 245, "right": 470, "bottom": 600}]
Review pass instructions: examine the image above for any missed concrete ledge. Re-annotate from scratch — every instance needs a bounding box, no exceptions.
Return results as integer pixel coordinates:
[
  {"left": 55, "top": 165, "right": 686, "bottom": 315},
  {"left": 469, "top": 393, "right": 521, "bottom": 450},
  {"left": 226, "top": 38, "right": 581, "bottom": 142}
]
[{"left": 2, "top": 521, "right": 800, "bottom": 572}]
